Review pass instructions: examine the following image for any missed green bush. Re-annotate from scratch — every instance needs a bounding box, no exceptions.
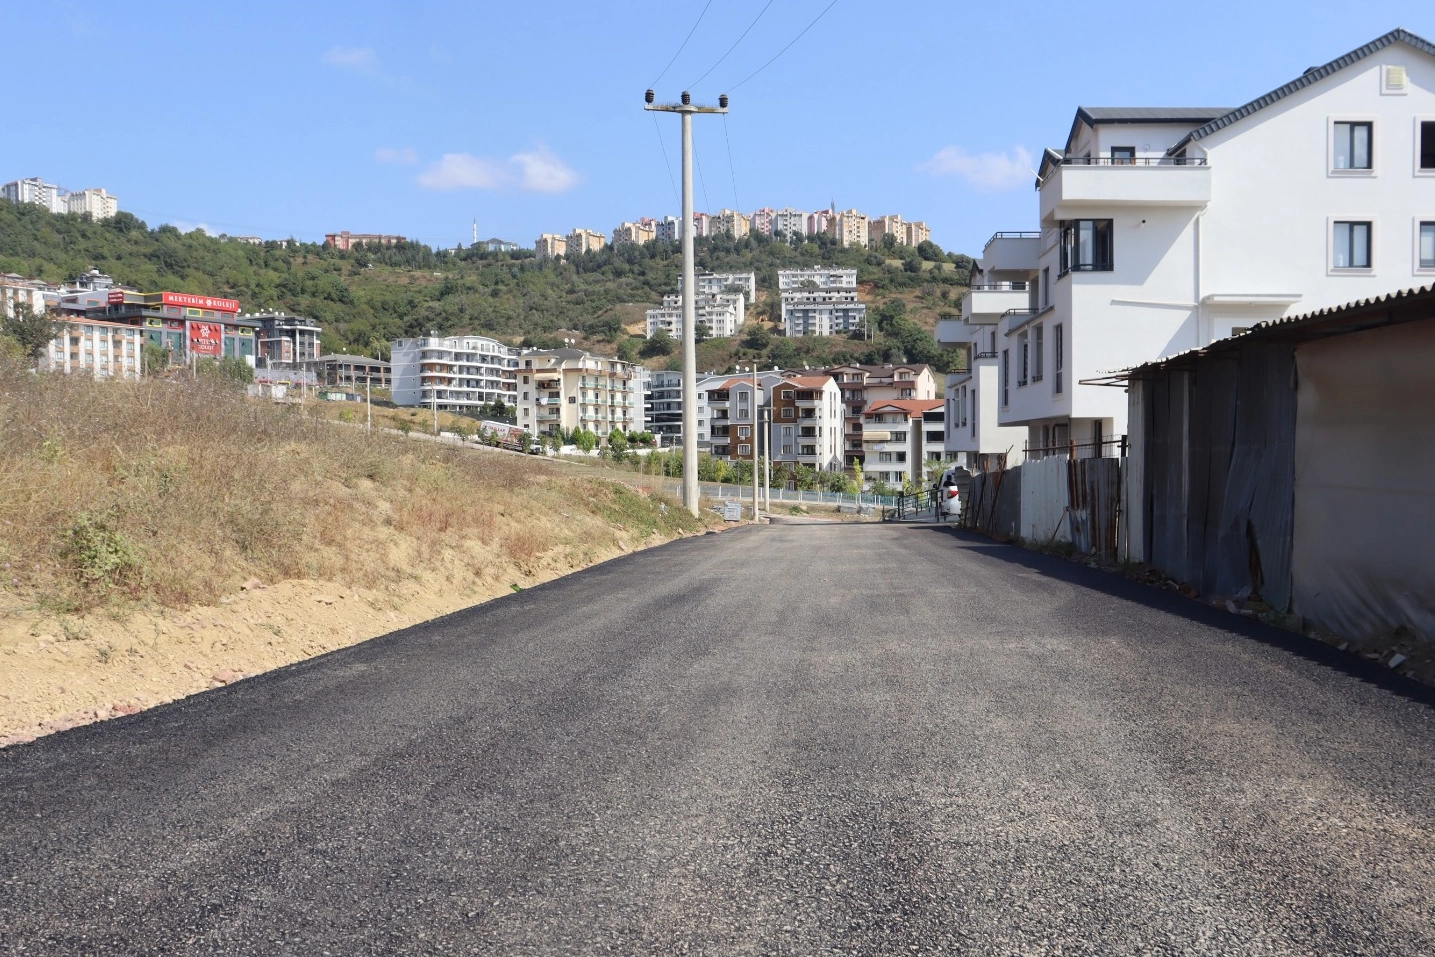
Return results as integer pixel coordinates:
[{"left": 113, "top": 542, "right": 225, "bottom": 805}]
[{"left": 61, "top": 515, "right": 141, "bottom": 591}]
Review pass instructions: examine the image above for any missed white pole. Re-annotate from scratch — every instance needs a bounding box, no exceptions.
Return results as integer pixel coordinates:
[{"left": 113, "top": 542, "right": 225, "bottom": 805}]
[
  {"left": 679, "top": 109, "right": 699, "bottom": 516},
  {"left": 751, "top": 364, "right": 759, "bottom": 523},
  {"left": 366, "top": 374, "right": 372, "bottom": 434},
  {"left": 762, "top": 406, "right": 770, "bottom": 513}
]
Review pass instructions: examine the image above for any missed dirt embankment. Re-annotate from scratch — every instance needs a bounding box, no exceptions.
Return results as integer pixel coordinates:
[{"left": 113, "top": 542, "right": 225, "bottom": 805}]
[{"left": 0, "top": 365, "right": 716, "bottom": 746}]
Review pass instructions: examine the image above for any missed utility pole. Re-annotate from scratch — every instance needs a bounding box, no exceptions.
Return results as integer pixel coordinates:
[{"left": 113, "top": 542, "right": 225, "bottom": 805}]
[
  {"left": 645, "top": 88, "right": 728, "bottom": 516},
  {"left": 366, "top": 374, "right": 372, "bottom": 434},
  {"left": 750, "top": 363, "right": 760, "bottom": 523}
]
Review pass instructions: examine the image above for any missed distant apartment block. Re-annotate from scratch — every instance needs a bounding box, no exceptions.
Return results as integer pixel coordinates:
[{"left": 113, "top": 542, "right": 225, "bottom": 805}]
[
  {"left": 646, "top": 293, "right": 746, "bottom": 339},
  {"left": 750, "top": 207, "right": 775, "bottom": 235},
  {"left": 777, "top": 268, "right": 858, "bottom": 291},
  {"left": 905, "top": 220, "right": 931, "bottom": 246},
  {"left": 862, "top": 399, "right": 945, "bottom": 487},
  {"left": 691, "top": 211, "right": 712, "bottom": 237},
  {"left": 655, "top": 215, "right": 681, "bottom": 242},
  {"left": 567, "top": 228, "right": 606, "bottom": 256},
  {"left": 769, "top": 374, "right": 845, "bottom": 472},
  {"left": 228, "top": 236, "right": 264, "bottom": 246},
  {"left": 324, "top": 231, "right": 405, "bottom": 251},
  {"left": 806, "top": 210, "right": 830, "bottom": 236},
  {"left": 249, "top": 311, "right": 322, "bottom": 364},
  {"left": 613, "top": 221, "right": 657, "bottom": 245},
  {"left": 516, "top": 348, "right": 640, "bottom": 438},
  {"left": 712, "top": 209, "right": 751, "bottom": 239},
  {"left": 2, "top": 177, "right": 66, "bottom": 214},
  {"left": 682, "top": 271, "right": 757, "bottom": 303},
  {"left": 827, "top": 209, "right": 869, "bottom": 248},
  {"left": 390, "top": 334, "right": 518, "bottom": 411},
  {"left": 823, "top": 362, "right": 937, "bottom": 470},
  {"left": 781, "top": 290, "right": 866, "bottom": 337},
  {"left": 65, "top": 188, "right": 118, "bottom": 220},
  {"left": 772, "top": 207, "right": 806, "bottom": 238},
  {"left": 535, "top": 233, "right": 568, "bottom": 259}
]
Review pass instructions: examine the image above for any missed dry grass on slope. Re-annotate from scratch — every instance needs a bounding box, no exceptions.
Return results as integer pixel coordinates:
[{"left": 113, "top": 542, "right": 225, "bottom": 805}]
[{"left": 0, "top": 362, "right": 705, "bottom": 617}]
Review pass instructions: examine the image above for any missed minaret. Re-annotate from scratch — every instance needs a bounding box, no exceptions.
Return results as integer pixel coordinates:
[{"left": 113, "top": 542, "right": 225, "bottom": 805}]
[{"left": 472, "top": 218, "right": 478, "bottom": 247}]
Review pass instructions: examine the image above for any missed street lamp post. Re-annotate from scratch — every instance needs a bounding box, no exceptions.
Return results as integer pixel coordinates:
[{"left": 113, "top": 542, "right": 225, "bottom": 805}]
[{"left": 645, "top": 89, "right": 729, "bottom": 517}]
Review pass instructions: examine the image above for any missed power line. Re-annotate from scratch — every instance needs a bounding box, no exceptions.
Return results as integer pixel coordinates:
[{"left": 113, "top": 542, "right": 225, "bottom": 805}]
[
  {"left": 650, "top": 0, "right": 715, "bottom": 89},
  {"left": 689, "top": 0, "right": 777, "bottom": 91},
  {"left": 693, "top": 129, "right": 713, "bottom": 212},
  {"left": 729, "top": 0, "right": 840, "bottom": 92},
  {"left": 722, "top": 113, "right": 740, "bottom": 212},
  {"left": 652, "top": 114, "right": 680, "bottom": 207}
]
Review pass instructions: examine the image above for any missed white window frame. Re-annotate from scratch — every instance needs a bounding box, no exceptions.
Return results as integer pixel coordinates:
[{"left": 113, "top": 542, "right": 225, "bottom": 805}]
[
  {"left": 1416, "top": 117, "right": 1435, "bottom": 177},
  {"left": 1328, "top": 217, "right": 1375, "bottom": 274},
  {"left": 1329, "top": 117, "right": 1376, "bottom": 176},
  {"left": 1416, "top": 218, "right": 1435, "bottom": 274}
]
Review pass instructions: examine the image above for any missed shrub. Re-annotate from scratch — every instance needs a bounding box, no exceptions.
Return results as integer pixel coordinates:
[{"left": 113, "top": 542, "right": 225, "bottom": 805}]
[{"left": 61, "top": 515, "right": 141, "bottom": 592}]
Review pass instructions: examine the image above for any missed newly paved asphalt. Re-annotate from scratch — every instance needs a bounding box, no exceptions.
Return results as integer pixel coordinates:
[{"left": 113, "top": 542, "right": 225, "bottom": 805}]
[{"left": 4, "top": 523, "right": 1435, "bottom": 955}]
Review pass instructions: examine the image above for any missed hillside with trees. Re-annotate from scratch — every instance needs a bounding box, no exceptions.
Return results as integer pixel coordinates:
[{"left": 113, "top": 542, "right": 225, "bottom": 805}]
[{"left": 0, "top": 201, "right": 972, "bottom": 372}]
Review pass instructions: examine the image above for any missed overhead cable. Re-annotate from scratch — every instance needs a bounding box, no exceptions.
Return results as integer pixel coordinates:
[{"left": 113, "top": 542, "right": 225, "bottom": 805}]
[
  {"left": 728, "top": 0, "right": 840, "bottom": 92},
  {"left": 650, "top": 0, "right": 715, "bottom": 89},
  {"left": 688, "top": 0, "right": 777, "bottom": 90}
]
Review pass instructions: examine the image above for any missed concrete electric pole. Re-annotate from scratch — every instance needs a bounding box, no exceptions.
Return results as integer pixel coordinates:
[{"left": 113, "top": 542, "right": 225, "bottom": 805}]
[{"left": 645, "top": 89, "right": 728, "bottom": 517}]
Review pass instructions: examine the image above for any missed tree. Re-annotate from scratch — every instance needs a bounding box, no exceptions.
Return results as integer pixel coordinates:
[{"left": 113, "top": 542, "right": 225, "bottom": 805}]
[
  {"left": 769, "top": 338, "right": 799, "bottom": 369},
  {"left": 616, "top": 337, "right": 639, "bottom": 363},
  {"left": 142, "top": 342, "right": 171, "bottom": 375},
  {"left": 743, "top": 323, "right": 771, "bottom": 350},
  {"left": 640, "top": 328, "right": 675, "bottom": 358},
  {"left": 1, "top": 302, "right": 55, "bottom": 362},
  {"left": 694, "top": 321, "right": 711, "bottom": 344}
]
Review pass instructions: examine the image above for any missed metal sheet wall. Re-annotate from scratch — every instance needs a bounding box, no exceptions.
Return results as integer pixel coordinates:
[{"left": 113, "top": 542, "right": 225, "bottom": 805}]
[{"left": 966, "top": 467, "right": 1022, "bottom": 540}]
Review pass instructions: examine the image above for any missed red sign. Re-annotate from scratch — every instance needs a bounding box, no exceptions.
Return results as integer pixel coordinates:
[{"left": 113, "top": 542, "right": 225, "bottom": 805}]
[
  {"left": 107, "top": 290, "right": 126, "bottom": 305},
  {"left": 188, "top": 321, "right": 224, "bottom": 358},
  {"left": 162, "top": 292, "right": 240, "bottom": 314}
]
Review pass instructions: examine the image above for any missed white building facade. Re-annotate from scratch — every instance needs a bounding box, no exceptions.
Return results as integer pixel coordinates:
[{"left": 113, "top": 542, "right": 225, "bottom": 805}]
[
  {"left": 390, "top": 334, "right": 518, "bottom": 411},
  {"left": 772, "top": 207, "right": 806, "bottom": 238},
  {"left": 516, "top": 349, "right": 641, "bottom": 438},
  {"left": 646, "top": 293, "right": 746, "bottom": 338}
]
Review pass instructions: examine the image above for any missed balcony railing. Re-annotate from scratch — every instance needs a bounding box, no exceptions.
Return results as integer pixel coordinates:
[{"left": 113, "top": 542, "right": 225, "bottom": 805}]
[
  {"left": 987, "top": 231, "right": 1041, "bottom": 242},
  {"left": 1057, "top": 155, "right": 1207, "bottom": 167},
  {"left": 969, "top": 282, "right": 1028, "bottom": 291}
]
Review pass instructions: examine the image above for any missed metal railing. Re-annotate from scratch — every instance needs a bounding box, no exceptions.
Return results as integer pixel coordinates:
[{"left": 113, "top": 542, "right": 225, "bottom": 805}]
[
  {"left": 1058, "top": 155, "right": 1207, "bottom": 167},
  {"left": 968, "top": 281, "right": 1029, "bottom": 291},
  {"left": 1024, "top": 436, "right": 1128, "bottom": 460},
  {"left": 882, "top": 487, "right": 939, "bottom": 522},
  {"left": 987, "top": 231, "right": 1041, "bottom": 244}
]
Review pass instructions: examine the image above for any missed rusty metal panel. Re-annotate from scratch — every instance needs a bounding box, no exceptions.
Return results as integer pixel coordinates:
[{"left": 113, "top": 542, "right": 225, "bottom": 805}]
[
  {"left": 1068, "top": 457, "right": 1122, "bottom": 560},
  {"left": 966, "top": 466, "right": 1022, "bottom": 540},
  {"left": 1021, "top": 456, "right": 1070, "bottom": 544}
]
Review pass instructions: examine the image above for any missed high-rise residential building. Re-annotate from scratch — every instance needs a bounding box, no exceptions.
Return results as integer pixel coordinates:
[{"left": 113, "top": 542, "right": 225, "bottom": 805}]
[
  {"left": 567, "top": 228, "right": 606, "bottom": 256},
  {"left": 750, "top": 207, "right": 775, "bottom": 235},
  {"left": 613, "top": 221, "right": 657, "bottom": 245},
  {"left": 905, "top": 221, "right": 931, "bottom": 247},
  {"left": 2, "top": 178, "right": 66, "bottom": 214},
  {"left": 65, "top": 188, "right": 118, "bottom": 220},
  {"left": 324, "top": 232, "right": 406, "bottom": 250},
  {"left": 777, "top": 268, "right": 858, "bottom": 291},
  {"left": 691, "top": 211, "right": 712, "bottom": 237},
  {"left": 868, "top": 214, "right": 905, "bottom": 247},
  {"left": 515, "top": 348, "right": 641, "bottom": 439},
  {"left": 655, "top": 215, "right": 682, "bottom": 242},
  {"left": 806, "top": 210, "right": 830, "bottom": 236},
  {"left": 772, "top": 207, "right": 806, "bottom": 238},
  {"left": 827, "top": 208, "right": 869, "bottom": 247},
  {"left": 390, "top": 334, "right": 518, "bottom": 412},
  {"left": 535, "top": 233, "right": 568, "bottom": 259},
  {"left": 712, "top": 209, "right": 751, "bottom": 239},
  {"left": 681, "top": 271, "right": 757, "bottom": 303},
  {"left": 780, "top": 290, "right": 866, "bottom": 337},
  {"left": 646, "top": 293, "right": 746, "bottom": 339}
]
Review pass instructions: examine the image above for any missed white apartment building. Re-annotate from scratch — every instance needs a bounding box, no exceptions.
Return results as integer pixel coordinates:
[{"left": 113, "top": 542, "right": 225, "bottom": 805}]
[
  {"left": 778, "top": 267, "right": 858, "bottom": 291},
  {"left": 772, "top": 207, "right": 806, "bottom": 238},
  {"left": 43, "top": 317, "right": 144, "bottom": 380},
  {"left": 535, "top": 233, "right": 568, "bottom": 259},
  {"left": 646, "top": 293, "right": 746, "bottom": 338},
  {"left": 782, "top": 291, "right": 867, "bottom": 337},
  {"left": 825, "top": 362, "right": 938, "bottom": 471},
  {"left": 861, "top": 399, "right": 945, "bottom": 488},
  {"left": 613, "top": 221, "right": 656, "bottom": 245},
  {"left": 712, "top": 209, "right": 751, "bottom": 239},
  {"left": 2, "top": 178, "right": 65, "bottom": 214},
  {"left": 516, "top": 349, "right": 641, "bottom": 438},
  {"left": 1, "top": 275, "right": 51, "bottom": 319},
  {"left": 567, "top": 228, "right": 606, "bottom": 256},
  {"left": 827, "top": 209, "right": 869, "bottom": 247},
  {"left": 978, "top": 28, "right": 1435, "bottom": 459},
  {"left": 682, "top": 270, "right": 757, "bottom": 303},
  {"left": 65, "top": 188, "right": 118, "bottom": 220},
  {"left": 390, "top": 334, "right": 518, "bottom": 411},
  {"left": 655, "top": 215, "right": 681, "bottom": 242},
  {"left": 938, "top": 232, "right": 1040, "bottom": 470}
]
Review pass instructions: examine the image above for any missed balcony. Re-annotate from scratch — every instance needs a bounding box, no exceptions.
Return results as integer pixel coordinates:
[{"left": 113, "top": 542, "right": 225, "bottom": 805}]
[
  {"left": 1041, "top": 156, "right": 1211, "bottom": 223},
  {"left": 981, "top": 232, "right": 1041, "bottom": 272},
  {"left": 960, "top": 283, "right": 1033, "bottom": 325}
]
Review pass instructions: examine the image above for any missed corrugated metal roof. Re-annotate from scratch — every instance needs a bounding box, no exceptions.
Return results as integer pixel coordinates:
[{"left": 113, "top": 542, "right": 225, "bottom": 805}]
[
  {"left": 1170, "top": 27, "right": 1435, "bottom": 151},
  {"left": 1125, "top": 284, "right": 1435, "bottom": 376}
]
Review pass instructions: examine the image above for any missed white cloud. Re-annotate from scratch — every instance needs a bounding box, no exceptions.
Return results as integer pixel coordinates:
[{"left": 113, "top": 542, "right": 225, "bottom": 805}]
[
  {"left": 510, "top": 145, "right": 579, "bottom": 193},
  {"left": 417, "top": 153, "right": 510, "bottom": 190},
  {"left": 415, "top": 146, "right": 580, "bottom": 193},
  {"left": 322, "top": 46, "right": 379, "bottom": 73},
  {"left": 375, "top": 147, "right": 419, "bottom": 165},
  {"left": 917, "top": 145, "right": 1035, "bottom": 191}
]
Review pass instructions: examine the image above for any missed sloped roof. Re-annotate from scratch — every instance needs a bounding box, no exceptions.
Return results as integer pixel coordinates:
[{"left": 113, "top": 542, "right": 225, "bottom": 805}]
[
  {"left": 777, "top": 374, "right": 835, "bottom": 389},
  {"left": 1078, "top": 107, "right": 1230, "bottom": 124},
  {"left": 865, "top": 399, "right": 943, "bottom": 417},
  {"left": 1169, "top": 27, "right": 1435, "bottom": 152}
]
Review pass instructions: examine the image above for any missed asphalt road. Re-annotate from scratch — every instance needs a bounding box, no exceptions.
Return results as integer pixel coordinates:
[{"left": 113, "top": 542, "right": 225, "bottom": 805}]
[{"left": 4, "top": 524, "right": 1435, "bottom": 956}]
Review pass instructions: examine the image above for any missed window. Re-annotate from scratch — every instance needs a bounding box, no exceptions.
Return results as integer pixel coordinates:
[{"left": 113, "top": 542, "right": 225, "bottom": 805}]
[
  {"left": 1033, "top": 324, "right": 1045, "bottom": 382},
  {"left": 1420, "top": 222, "right": 1435, "bottom": 269},
  {"left": 1111, "top": 146, "right": 1136, "bottom": 165},
  {"left": 1041, "top": 267, "right": 1050, "bottom": 307},
  {"left": 900, "top": 388, "right": 914, "bottom": 398},
  {"left": 1018, "top": 331, "right": 1029, "bottom": 386},
  {"left": 781, "top": 389, "right": 794, "bottom": 399},
  {"left": 891, "top": 431, "right": 907, "bottom": 442},
  {"left": 894, "top": 452, "right": 907, "bottom": 463},
  {"left": 1422, "top": 121, "right": 1435, "bottom": 170},
  {"left": 1001, "top": 349, "right": 1009, "bottom": 406},
  {"left": 1332, "top": 220, "right": 1372, "bottom": 269},
  {"left": 926, "top": 430, "right": 943, "bottom": 442},
  {"left": 781, "top": 425, "right": 793, "bottom": 437},
  {"left": 737, "top": 444, "right": 751, "bottom": 456},
  {"left": 782, "top": 445, "right": 793, "bottom": 455},
  {"left": 879, "top": 452, "right": 893, "bottom": 463},
  {"left": 1333, "top": 121, "right": 1373, "bottom": 170},
  {"left": 1054, "top": 324, "right": 1064, "bottom": 395},
  {"left": 738, "top": 426, "right": 750, "bottom": 438},
  {"left": 1059, "top": 220, "right": 1114, "bottom": 274}
]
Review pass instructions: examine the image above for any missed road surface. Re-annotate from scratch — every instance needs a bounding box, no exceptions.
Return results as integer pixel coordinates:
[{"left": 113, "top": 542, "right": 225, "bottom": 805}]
[{"left": 4, "top": 524, "right": 1435, "bottom": 955}]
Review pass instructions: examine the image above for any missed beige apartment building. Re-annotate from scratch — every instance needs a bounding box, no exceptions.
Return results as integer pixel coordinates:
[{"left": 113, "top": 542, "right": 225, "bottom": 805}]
[
  {"left": 613, "top": 221, "right": 657, "bottom": 245},
  {"left": 822, "top": 363, "right": 938, "bottom": 470},
  {"left": 566, "top": 228, "right": 606, "bottom": 256},
  {"left": 827, "top": 208, "right": 869, "bottom": 248},
  {"left": 712, "top": 209, "right": 751, "bottom": 239},
  {"left": 905, "top": 220, "right": 931, "bottom": 246},
  {"left": 516, "top": 348, "right": 641, "bottom": 439},
  {"left": 535, "top": 233, "right": 568, "bottom": 259}
]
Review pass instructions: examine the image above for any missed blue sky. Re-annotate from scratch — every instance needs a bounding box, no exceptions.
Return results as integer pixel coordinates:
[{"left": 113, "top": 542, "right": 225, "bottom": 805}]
[{"left": 8, "top": 1, "right": 1433, "bottom": 256}]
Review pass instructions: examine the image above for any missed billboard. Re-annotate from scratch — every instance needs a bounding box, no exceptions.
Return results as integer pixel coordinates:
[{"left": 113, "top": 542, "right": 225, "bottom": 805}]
[
  {"left": 161, "top": 292, "right": 240, "bottom": 314},
  {"left": 188, "top": 321, "right": 223, "bottom": 357},
  {"left": 106, "top": 290, "right": 126, "bottom": 305}
]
